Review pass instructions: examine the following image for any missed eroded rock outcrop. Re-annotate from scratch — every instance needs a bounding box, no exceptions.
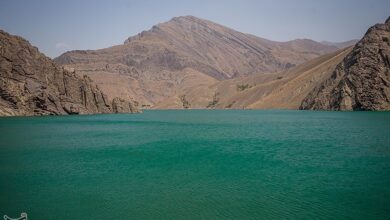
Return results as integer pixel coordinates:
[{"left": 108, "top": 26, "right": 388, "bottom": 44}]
[
  {"left": 0, "top": 30, "right": 139, "bottom": 116},
  {"left": 111, "top": 97, "right": 138, "bottom": 113},
  {"left": 301, "top": 17, "right": 390, "bottom": 110}
]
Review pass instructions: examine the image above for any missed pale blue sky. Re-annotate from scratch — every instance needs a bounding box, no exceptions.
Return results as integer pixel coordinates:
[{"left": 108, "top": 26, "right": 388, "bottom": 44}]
[{"left": 0, "top": 0, "right": 389, "bottom": 58}]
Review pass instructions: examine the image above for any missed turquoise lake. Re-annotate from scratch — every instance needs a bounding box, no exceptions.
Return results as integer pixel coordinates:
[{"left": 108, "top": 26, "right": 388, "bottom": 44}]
[{"left": 0, "top": 110, "right": 389, "bottom": 219}]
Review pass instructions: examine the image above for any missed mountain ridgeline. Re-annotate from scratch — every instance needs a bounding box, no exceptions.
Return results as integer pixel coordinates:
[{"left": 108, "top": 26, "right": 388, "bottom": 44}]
[
  {"left": 0, "top": 31, "right": 139, "bottom": 116},
  {"left": 56, "top": 16, "right": 342, "bottom": 79}
]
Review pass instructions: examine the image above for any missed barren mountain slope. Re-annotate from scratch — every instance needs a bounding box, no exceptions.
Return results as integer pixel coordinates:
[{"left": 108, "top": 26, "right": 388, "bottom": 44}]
[
  {"left": 158, "top": 47, "right": 352, "bottom": 109},
  {"left": 55, "top": 16, "right": 343, "bottom": 107},
  {"left": 301, "top": 17, "right": 390, "bottom": 110}
]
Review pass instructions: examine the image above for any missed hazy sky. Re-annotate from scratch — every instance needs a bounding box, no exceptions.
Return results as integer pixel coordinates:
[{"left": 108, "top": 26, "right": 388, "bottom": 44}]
[{"left": 0, "top": 0, "right": 389, "bottom": 58}]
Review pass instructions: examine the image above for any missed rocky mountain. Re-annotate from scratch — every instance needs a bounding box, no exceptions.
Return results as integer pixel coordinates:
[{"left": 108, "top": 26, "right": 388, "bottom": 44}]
[
  {"left": 0, "top": 30, "right": 138, "bottom": 116},
  {"left": 54, "top": 16, "right": 346, "bottom": 107},
  {"left": 301, "top": 17, "right": 390, "bottom": 110}
]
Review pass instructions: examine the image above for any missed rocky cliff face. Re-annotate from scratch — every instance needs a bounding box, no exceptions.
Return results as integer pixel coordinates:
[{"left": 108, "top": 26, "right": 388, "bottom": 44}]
[
  {"left": 301, "top": 17, "right": 390, "bottom": 111},
  {"left": 0, "top": 30, "right": 138, "bottom": 116}
]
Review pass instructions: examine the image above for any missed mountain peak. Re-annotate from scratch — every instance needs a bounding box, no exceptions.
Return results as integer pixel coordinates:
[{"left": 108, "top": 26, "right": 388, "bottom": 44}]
[
  {"left": 123, "top": 15, "right": 210, "bottom": 44},
  {"left": 170, "top": 15, "right": 203, "bottom": 22},
  {"left": 165, "top": 15, "right": 219, "bottom": 29}
]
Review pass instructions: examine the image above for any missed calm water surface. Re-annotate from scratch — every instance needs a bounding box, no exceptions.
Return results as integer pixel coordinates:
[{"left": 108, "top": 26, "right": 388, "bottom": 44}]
[{"left": 0, "top": 110, "right": 389, "bottom": 219}]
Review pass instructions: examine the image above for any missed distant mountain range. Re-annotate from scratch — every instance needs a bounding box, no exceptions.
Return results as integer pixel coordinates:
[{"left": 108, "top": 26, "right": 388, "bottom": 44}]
[
  {"left": 1, "top": 16, "right": 389, "bottom": 115},
  {"left": 320, "top": 40, "right": 358, "bottom": 49},
  {"left": 54, "top": 16, "right": 354, "bottom": 107}
]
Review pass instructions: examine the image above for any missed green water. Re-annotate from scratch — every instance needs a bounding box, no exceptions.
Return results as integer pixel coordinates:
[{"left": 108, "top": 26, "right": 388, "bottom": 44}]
[{"left": 0, "top": 110, "right": 389, "bottom": 219}]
